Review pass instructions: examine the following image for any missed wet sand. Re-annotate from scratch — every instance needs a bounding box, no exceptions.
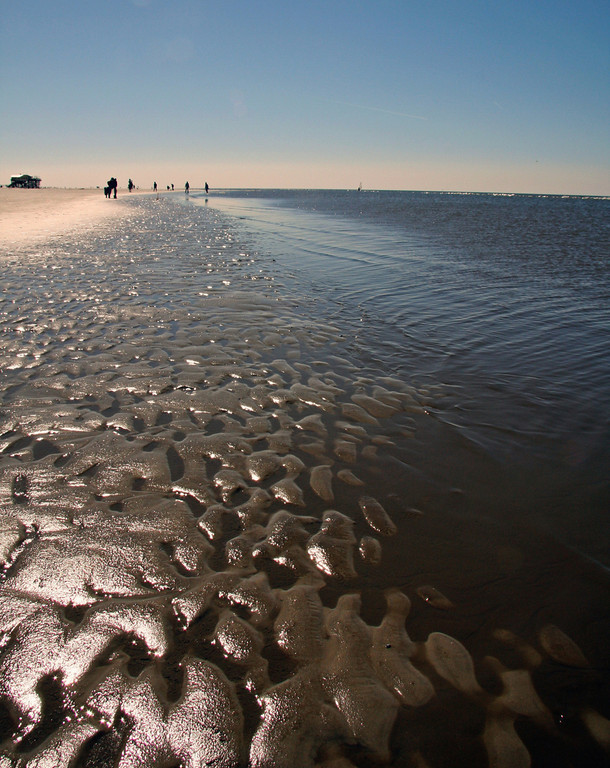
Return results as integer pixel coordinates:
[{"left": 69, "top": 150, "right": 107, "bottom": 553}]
[
  {"left": 0, "top": 187, "right": 149, "bottom": 248},
  {"left": 0, "top": 193, "right": 608, "bottom": 767}
]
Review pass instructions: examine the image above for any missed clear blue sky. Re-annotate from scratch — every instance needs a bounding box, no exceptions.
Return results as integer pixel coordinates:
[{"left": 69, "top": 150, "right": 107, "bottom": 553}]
[{"left": 1, "top": 0, "right": 608, "bottom": 194}]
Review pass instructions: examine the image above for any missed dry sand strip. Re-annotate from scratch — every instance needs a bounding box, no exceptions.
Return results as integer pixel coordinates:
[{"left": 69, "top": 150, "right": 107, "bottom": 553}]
[{"left": 0, "top": 187, "right": 151, "bottom": 249}]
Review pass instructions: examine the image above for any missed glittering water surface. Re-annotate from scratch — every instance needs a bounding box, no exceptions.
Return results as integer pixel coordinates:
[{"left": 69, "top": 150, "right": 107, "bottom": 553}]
[{"left": 0, "top": 192, "right": 608, "bottom": 767}]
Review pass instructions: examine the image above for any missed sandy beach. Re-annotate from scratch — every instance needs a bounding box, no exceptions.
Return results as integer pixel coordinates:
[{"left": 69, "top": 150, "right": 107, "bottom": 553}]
[
  {"left": 0, "top": 190, "right": 608, "bottom": 767},
  {"left": 0, "top": 187, "right": 146, "bottom": 248}
]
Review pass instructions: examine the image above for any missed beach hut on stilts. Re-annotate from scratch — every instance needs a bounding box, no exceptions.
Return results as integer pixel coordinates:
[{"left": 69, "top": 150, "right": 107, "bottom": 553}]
[{"left": 8, "top": 174, "right": 41, "bottom": 189}]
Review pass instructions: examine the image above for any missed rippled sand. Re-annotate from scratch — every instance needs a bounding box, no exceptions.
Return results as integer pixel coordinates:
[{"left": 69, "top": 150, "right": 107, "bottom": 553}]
[{"left": 0, "top": 194, "right": 608, "bottom": 767}]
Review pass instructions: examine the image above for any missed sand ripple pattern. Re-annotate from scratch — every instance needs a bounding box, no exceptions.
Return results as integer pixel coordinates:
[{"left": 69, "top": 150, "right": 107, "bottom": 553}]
[{"left": 0, "top": 197, "right": 607, "bottom": 767}]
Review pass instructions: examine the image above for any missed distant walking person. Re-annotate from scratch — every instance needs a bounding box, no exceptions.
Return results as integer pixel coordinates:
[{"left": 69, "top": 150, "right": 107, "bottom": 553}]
[
  {"left": 205, "top": 182, "right": 209, "bottom": 194},
  {"left": 107, "top": 177, "right": 118, "bottom": 199},
  {"left": 153, "top": 181, "right": 157, "bottom": 192},
  {"left": 128, "top": 178, "right": 134, "bottom": 192},
  {"left": 185, "top": 181, "right": 190, "bottom": 194}
]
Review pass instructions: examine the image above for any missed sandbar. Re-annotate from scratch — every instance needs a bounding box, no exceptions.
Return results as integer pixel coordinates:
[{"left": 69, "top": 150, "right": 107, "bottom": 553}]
[{"left": 0, "top": 187, "right": 144, "bottom": 248}]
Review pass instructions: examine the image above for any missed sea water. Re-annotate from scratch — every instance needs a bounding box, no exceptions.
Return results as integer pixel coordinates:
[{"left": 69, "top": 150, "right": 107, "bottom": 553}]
[
  {"left": 0, "top": 189, "right": 608, "bottom": 767},
  {"left": 201, "top": 190, "right": 610, "bottom": 559}
]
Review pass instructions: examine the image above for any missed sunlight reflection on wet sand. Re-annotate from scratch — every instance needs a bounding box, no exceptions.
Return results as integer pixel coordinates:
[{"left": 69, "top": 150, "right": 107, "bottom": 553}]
[{"left": 0, "top": 194, "right": 608, "bottom": 767}]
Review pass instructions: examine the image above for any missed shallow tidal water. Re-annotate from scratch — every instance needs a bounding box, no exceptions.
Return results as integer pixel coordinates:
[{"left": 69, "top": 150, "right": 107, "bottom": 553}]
[{"left": 0, "top": 192, "right": 608, "bottom": 767}]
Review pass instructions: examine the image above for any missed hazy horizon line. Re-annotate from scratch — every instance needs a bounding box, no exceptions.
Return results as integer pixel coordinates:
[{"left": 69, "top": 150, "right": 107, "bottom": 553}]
[{"left": 17, "top": 185, "right": 609, "bottom": 199}]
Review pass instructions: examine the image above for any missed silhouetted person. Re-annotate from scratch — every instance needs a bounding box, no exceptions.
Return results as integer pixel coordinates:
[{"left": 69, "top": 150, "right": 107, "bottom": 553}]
[
  {"left": 128, "top": 178, "right": 134, "bottom": 192},
  {"left": 205, "top": 182, "right": 209, "bottom": 194},
  {"left": 107, "top": 178, "right": 118, "bottom": 199},
  {"left": 185, "top": 181, "right": 190, "bottom": 194},
  {"left": 153, "top": 181, "right": 157, "bottom": 192},
  {"left": 171, "top": 184, "right": 174, "bottom": 191}
]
